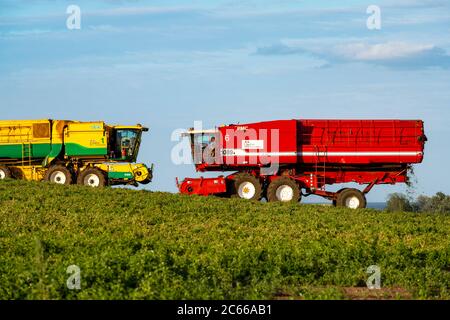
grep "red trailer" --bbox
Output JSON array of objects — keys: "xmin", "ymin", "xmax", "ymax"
[{"xmin": 177, "ymin": 119, "xmax": 427, "ymax": 209}]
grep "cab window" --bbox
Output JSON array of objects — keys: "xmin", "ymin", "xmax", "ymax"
[
  {"xmin": 111, "ymin": 129, "xmax": 139, "ymax": 160},
  {"xmin": 190, "ymin": 134, "xmax": 216, "ymax": 151},
  {"xmin": 190, "ymin": 133, "xmax": 217, "ymax": 163}
]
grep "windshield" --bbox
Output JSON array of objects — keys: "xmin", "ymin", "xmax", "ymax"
[
  {"xmin": 193, "ymin": 134, "xmax": 216, "ymax": 148},
  {"xmin": 189, "ymin": 133, "xmax": 217, "ymax": 164},
  {"xmin": 110, "ymin": 129, "xmax": 140, "ymax": 161}
]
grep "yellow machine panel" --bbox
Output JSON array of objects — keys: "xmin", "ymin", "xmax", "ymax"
[
  {"xmin": 0, "ymin": 119, "xmax": 152, "ymax": 188},
  {"xmin": 0, "ymin": 119, "xmax": 52, "ymax": 144},
  {"xmin": 64, "ymin": 122, "xmax": 108, "ymax": 157}
]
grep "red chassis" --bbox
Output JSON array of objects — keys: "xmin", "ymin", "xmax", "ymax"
[{"xmin": 177, "ymin": 166, "xmax": 408, "ymax": 200}]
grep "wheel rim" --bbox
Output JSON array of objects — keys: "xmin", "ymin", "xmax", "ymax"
[
  {"xmin": 0, "ymin": 169, "xmax": 5, "ymax": 180},
  {"xmin": 50, "ymin": 171, "xmax": 67, "ymax": 184},
  {"xmin": 238, "ymin": 181, "xmax": 256, "ymax": 199},
  {"xmin": 84, "ymin": 174, "xmax": 100, "ymax": 187},
  {"xmin": 276, "ymin": 185, "xmax": 294, "ymax": 201},
  {"xmin": 345, "ymin": 196, "xmax": 360, "ymax": 209}
]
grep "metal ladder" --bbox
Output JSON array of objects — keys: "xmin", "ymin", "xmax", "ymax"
[
  {"xmin": 22, "ymin": 142, "xmax": 32, "ymax": 166},
  {"xmin": 314, "ymin": 145, "xmax": 327, "ymax": 190}
]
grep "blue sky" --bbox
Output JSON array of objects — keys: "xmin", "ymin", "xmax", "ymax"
[{"xmin": 1, "ymin": 0, "xmax": 450, "ymax": 202}]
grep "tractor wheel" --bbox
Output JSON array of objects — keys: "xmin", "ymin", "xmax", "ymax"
[
  {"xmin": 333, "ymin": 188, "xmax": 348, "ymax": 206},
  {"xmin": 77, "ymin": 168, "xmax": 107, "ymax": 188},
  {"xmin": 230, "ymin": 173, "xmax": 262, "ymax": 201},
  {"xmin": 336, "ymin": 188, "xmax": 367, "ymax": 209},
  {"xmin": 44, "ymin": 165, "xmax": 73, "ymax": 185},
  {"xmin": 267, "ymin": 177, "xmax": 301, "ymax": 203},
  {"xmin": 0, "ymin": 166, "xmax": 12, "ymax": 180}
]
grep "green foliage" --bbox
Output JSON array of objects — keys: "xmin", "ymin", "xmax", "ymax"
[
  {"xmin": 414, "ymin": 192, "xmax": 450, "ymax": 213},
  {"xmin": 387, "ymin": 192, "xmax": 450, "ymax": 214},
  {"xmin": 1, "ymin": 180, "xmax": 449, "ymax": 300},
  {"xmin": 386, "ymin": 193, "xmax": 413, "ymax": 212}
]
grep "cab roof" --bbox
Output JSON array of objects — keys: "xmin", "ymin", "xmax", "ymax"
[
  {"xmin": 182, "ymin": 129, "xmax": 218, "ymax": 136},
  {"xmin": 112, "ymin": 125, "xmax": 149, "ymax": 132}
]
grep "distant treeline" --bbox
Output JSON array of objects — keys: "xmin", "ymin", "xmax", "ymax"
[{"xmin": 386, "ymin": 192, "xmax": 450, "ymax": 213}]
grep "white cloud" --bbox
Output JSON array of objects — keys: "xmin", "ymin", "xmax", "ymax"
[
  {"xmin": 256, "ymin": 40, "xmax": 450, "ymax": 69},
  {"xmin": 89, "ymin": 6, "xmax": 194, "ymax": 17},
  {"xmin": 333, "ymin": 42, "xmax": 435, "ymax": 61},
  {"xmin": 383, "ymin": 0, "xmax": 449, "ymax": 8},
  {"xmin": 1, "ymin": 29, "xmax": 52, "ymax": 36},
  {"xmin": 88, "ymin": 25, "xmax": 122, "ymax": 32}
]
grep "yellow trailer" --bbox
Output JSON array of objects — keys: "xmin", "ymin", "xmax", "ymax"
[{"xmin": 0, "ymin": 119, "xmax": 152, "ymax": 187}]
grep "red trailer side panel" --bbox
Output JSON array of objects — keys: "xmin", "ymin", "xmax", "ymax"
[
  {"xmin": 297, "ymin": 119, "xmax": 425, "ymax": 165},
  {"xmin": 216, "ymin": 119, "xmax": 425, "ymax": 167},
  {"xmin": 193, "ymin": 119, "xmax": 425, "ymax": 174},
  {"xmin": 219, "ymin": 120, "xmax": 298, "ymax": 166}
]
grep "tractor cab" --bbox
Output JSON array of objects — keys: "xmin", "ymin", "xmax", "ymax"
[
  {"xmin": 109, "ymin": 125, "xmax": 148, "ymax": 162},
  {"xmin": 183, "ymin": 128, "xmax": 219, "ymax": 165}
]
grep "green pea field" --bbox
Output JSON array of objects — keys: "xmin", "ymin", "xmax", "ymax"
[{"xmin": 0, "ymin": 180, "xmax": 449, "ymax": 300}]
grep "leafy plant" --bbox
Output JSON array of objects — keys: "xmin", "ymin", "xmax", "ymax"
[
  {"xmin": 1, "ymin": 180, "xmax": 449, "ymax": 300},
  {"xmin": 386, "ymin": 193, "xmax": 413, "ymax": 212},
  {"xmin": 387, "ymin": 192, "xmax": 450, "ymax": 214}
]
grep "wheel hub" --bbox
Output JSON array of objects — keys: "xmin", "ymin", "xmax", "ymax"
[
  {"xmin": 345, "ymin": 196, "xmax": 360, "ymax": 209},
  {"xmin": 51, "ymin": 171, "xmax": 67, "ymax": 184},
  {"xmin": 0, "ymin": 170, "xmax": 5, "ymax": 180},
  {"xmin": 85, "ymin": 174, "xmax": 100, "ymax": 187},
  {"xmin": 238, "ymin": 182, "xmax": 256, "ymax": 199},
  {"xmin": 276, "ymin": 185, "xmax": 294, "ymax": 201}
]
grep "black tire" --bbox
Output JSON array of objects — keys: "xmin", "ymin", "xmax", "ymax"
[
  {"xmin": 44, "ymin": 165, "xmax": 73, "ymax": 185},
  {"xmin": 0, "ymin": 166, "xmax": 12, "ymax": 180},
  {"xmin": 229, "ymin": 173, "xmax": 262, "ymax": 201},
  {"xmin": 333, "ymin": 188, "xmax": 348, "ymax": 206},
  {"xmin": 267, "ymin": 177, "xmax": 301, "ymax": 203},
  {"xmin": 77, "ymin": 168, "xmax": 107, "ymax": 188},
  {"xmin": 336, "ymin": 188, "xmax": 367, "ymax": 209}
]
